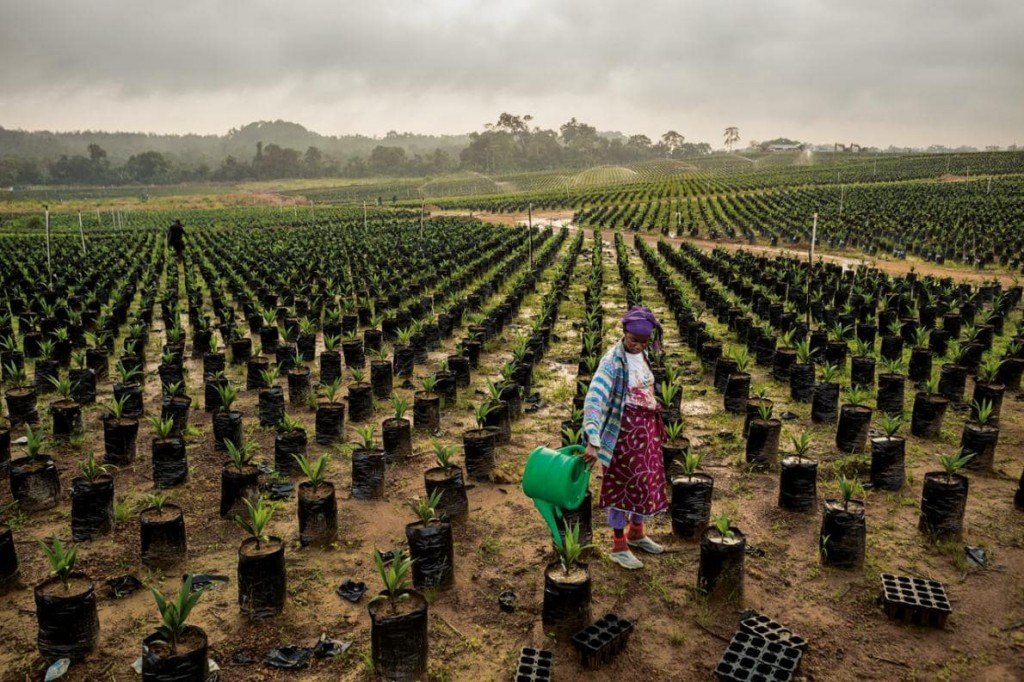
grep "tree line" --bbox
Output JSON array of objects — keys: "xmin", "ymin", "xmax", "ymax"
[{"xmin": 0, "ymin": 114, "xmax": 712, "ymax": 187}]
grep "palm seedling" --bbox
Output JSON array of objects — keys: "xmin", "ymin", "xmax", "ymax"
[
  {"xmin": 664, "ymin": 420, "xmax": 685, "ymax": 443},
  {"xmin": 369, "ymin": 548, "xmax": 414, "ymax": 610},
  {"xmin": 293, "ymin": 452, "xmax": 330, "ymax": 489},
  {"xmin": 79, "ymin": 451, "xmax": 112, "ymax": 482},
  {"xmin": 819, "ymin": 362, "xmax": 841, "ymax": 384},
  {"xmin": 395, "ymin": 327, "xmax": 415, "ymax": 347},
  {"xmin": 795, "ymin": 340, "xmax": 816, "ymax": 365},
  {"xmin": 351, "ymin": 425, "xmax": 378, "ymax": 452},
  {"xmin": 729, "ymin": 347, "xmax": 751, "ymax": 374},
  {"xmin": 149, "ymin": 574, "xmax": 204, "ymax": 654},
  {"xmin": 165, "ymin": 326, "xmax": 184, "ymax": 346},
  {"xmin": 232, "ymin": 496, "xmax": 275, "ymax": 550},
  {"xmin": 214, "ymin": 383, "xmax": 239, "ymax": 412},
  {"xmin": 432, "ymin": 441, "xmax": 459, "ymax": 469},
  {"xmin": 676, "ymin": 447, "xmax": 702, "ymax": 476},
  {"xmin": 657, "ymin": 381, "xmax": 682, "ymax": 409},
  {"xmin": 879, "ymin": 413, "xmax": 903, "ymax": 438},
  {"xmin": 390, "ymin": 395, "xmax": 410, "ymax": 421},
  {"xmin": 484, "ymin": 379, "xmax": 504, "ymax": 408},
  {"xmin": 922, "ymin": 375, "xmax": 940, "ymax": 396},
  {"xmin": 23, "ymin": 424, "xmax": 47, "ymax": 462},
  {"xmin": 144, "ymin": 493, "xmax": 170, "ymax": 513},
  {"xmin": 323, "ymin": 333, "xmax": 341, "ymax": 352},
  {"xmin": 107, "ymin": 394, "xmax": 133, "ymax": 421},
  {"xmin": 937, "ymin": 449, "xmax": 972, "ymax": 483},
  {"xmin": 850, "ymin": 338, "xmax": 873, "ymax": 358},
  {"xmin": 37, "ymin": 339, "xmax": 56, "ymax": 362},
  {"xmin": 370, "ymin": 345, "xmax": 390, "ymax": 363},
  {"xmin": 149, "ymin": 416, "xmax": 178, "ymax": 440},
  {"xmin": 350, "ymin": 367, "xmax": 367, "ymax": 384},
  {"xmin": 561, "ymin": 424, "xmax": 584, "ymax": 446},
  {"xmin": 47, "ymin": 375, "xmax": 76, "ymax": 401},
  {"xmin": 970, "ymin": 399, "xmax": 994, "ymax": 426},
  {"xmin": 836, "ymin": 476, "xmax": 864, "ymax": 511},
  {"xmin": 554, "ymin": 521, "xmax": 592, "ymax": 571},
  {"xmin": 39, "ymin": 535, "xmax": 77, "ymax": 590},
  {"xmin": 114, "ymin": 361, "xmax": 143, "ymax": 386},
  {"xmin": 844, "ymin": 386, "xmax": 868, "ymax": 406},
  {"xmin": 278, "ymin": 414, "xmax": 305, "ymax": 433},
  {"xmin": 4, "ymin": 361, "xmax": 28, "ymax": 389},
  {"xmin": 474, "ymin": 401, "xmax": 497, "ymax": 429},
  {"xmin": 788, "ymin": 431, "xmax": 811, "ymax": 462},
  {"xmin": 407, "ymin": 490, "xmax": 443, "ymax": 525},
  {"xmin": 829, "ymin": 322, "xmax": 852, "ymax": 343},
  {"xmin": 879, "ymin": 356, "xmax": 904, "ymax": 376},
  {"xmin": 224, "ymin": 439, "xmax": 257, "ymax": 471},
  {"xmin": 710, "ymin": 512, "xmax": 735, "ymax": 540},
  {"xmin": 319, "ymin": 377, "xmax": 344, "ymax": 404},
  {"xmin": 913, "ymin": 327, "xmax": 929, "ymax": 350},
  {"xmin": 976, "ymin": 356, "xmax": 1003, "ymax": 384}
]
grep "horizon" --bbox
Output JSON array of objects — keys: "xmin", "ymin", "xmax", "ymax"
[{"xmin": 0, "ymin": 118, "xmax": 1011, "ymax": 153}]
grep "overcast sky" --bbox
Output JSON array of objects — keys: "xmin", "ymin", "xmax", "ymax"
[{"xmin": 1, "ymin": 0, "xmax": 1021, "ymax": 148}]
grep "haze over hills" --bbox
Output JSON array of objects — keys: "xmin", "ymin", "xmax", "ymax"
[{"xmin": 0, "ymin": 120, "xmax": 472, "ymax": 166}]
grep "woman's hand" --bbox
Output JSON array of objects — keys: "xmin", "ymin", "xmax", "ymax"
[{"xmin": 581, "ymin": 443, "xmax": 599, "ymax": 467}]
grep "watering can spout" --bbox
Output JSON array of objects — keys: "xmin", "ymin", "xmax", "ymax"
[{"xmin": 522, "ymin": 444, "xmax": 589, "ymax": 548}]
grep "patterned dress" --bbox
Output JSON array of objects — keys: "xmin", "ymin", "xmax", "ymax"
[{"xmin": 587, "ymin": 344, "xmax": 668, "ymax": 517}]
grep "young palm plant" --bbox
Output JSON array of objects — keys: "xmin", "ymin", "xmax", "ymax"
[
  {"xmin": 369, "ymin": 548, "xmax": 415, "ymax": 611},
  {"xmin": 232, "ymin": 496, "xmax": 276, "ymax": 550},
  {"xmin": 149, "ymin": 574, "xmax": 204, "ymax": 654}
]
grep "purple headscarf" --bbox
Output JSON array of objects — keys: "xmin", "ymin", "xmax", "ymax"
[{"xmin": 621, "ymin": 305, "xmax": 661, "ymax": 338}]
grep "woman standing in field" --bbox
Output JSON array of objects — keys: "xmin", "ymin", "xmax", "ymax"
[{"xmin": 581, "ymin": 305, "xmax": 668, "ymax": 570}]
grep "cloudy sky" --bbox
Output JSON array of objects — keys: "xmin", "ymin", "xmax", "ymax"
[{"xmin": 1, "ymin": 0, "xmax": 1021, "ymax": 148}]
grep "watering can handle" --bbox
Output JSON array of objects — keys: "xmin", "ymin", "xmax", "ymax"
[{"xmin": 560, "ymin": 444, "xmax": 585, "ymax": 455}]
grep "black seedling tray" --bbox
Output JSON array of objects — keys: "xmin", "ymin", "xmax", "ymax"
[
  {"xmin": 739, "ymin": 612, "xmax": 807, "ymax": 649},
  {"xmin": 880, "ymin": 573, "xmax": 951, "ymax": 628},
  {"xmin": 514, "ymin": 647, "xmax": 553, "ymax": 682},
  {"xmin": 570, "ymin": 613, "xmax": 635, "ymax": 668},
  {"xmin": 714, "ymin": 631, "xmax": 802, "ymax": 682}
]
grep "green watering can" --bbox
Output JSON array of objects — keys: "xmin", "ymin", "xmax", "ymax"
[{"xmin": 522, "ymin": 444, "xmax": 590, "ymax": 548}]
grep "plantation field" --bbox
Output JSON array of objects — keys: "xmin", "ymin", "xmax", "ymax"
[{"xmin": 0, "ymin": 157, "xmax": 1023, "ymax": 681}]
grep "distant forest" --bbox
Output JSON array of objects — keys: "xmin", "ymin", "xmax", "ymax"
[{"xmin": 0, "ymin": 115, "xmax": 712, "ymax": 187}]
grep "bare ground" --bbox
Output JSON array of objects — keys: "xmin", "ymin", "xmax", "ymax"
[{"xmin": 0, "ymin": 230, "xmax": 1022, "ymax": 682}]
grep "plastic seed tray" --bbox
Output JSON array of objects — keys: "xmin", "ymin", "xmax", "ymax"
[
  {"xmin": 570, "ymin": 613, "xmax": 635, "ymax": 668},
  {"xmin": 714, "ymin": 631, "xmax": 802, "ymax": 682},
  {"xmin": 739, "ymin": 612, "xmax": 807, "ymax": 649},
  {"xmin": 880, "ymin": 573, "xmax": 952, "ymax": 628},
  {"xmin": 514, "ymin": 647, "xmax": 553, "ymax": 682}
]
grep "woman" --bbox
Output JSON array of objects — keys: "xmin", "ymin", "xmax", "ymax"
[{"xmin": 581, "ymin": 305, "xmax": 668, "ymax": 570}]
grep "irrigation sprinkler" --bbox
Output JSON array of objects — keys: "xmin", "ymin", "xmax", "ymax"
[
  {"xmin": 528, "ymin": 203, "xmax": 534, "ymax": 269},
  {"xmin": 78, "ymin": 211, "xmax": 87, "ymax": 254},
  {"xmin": 806, "ymin": 212, "xmax": 817, "ymax": 329},
  {"xmin": 44, "ymin": 207, "xmax": 53, "ymax": 286}
]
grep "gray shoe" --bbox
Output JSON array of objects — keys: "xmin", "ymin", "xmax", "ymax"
[
  {"xmin": 627, "ymin": 535, "xmax": 664, "ymax": 554},
  {"xmin": 609, "ymin": 549, "xmax": 644, "ymax": 570}
]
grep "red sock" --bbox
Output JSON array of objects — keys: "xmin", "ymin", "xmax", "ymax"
[
  {"xmin": 612, "ymin": 535, "xmax": 628, "ymax": 553},
  {"xmin": 627, "ymin": 521, "xmax": 645, "ymax": 540}
]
